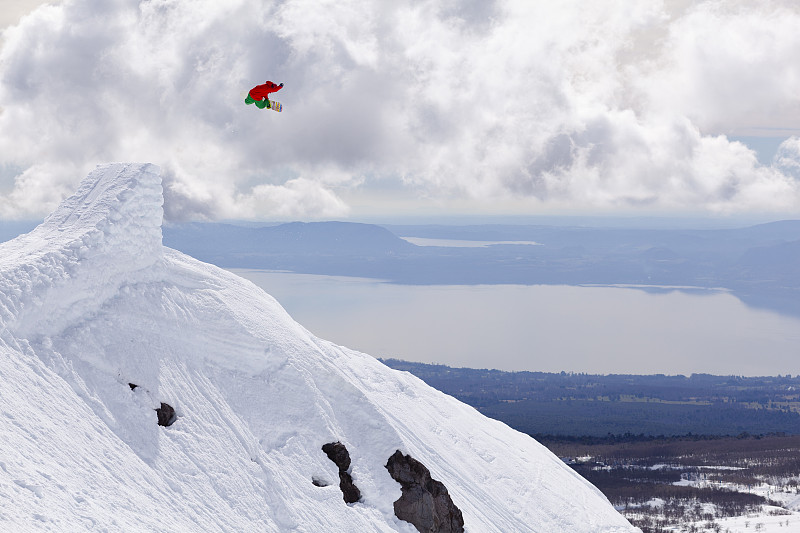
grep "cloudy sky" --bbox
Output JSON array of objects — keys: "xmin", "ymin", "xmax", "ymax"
[{"xmin": 1, "ymin": 0, "xmax": 799, "ymax": 221}]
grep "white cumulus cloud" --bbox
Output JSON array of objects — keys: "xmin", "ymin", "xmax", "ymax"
[{"xmin": 0, "ymin": 0, "xmax": 798, "ymax": 219}]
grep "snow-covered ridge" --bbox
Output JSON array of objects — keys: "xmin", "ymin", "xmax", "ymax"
[
  {"xmin": 0, "ymin": 163, "xmax": 162, "ymax": 337},
  {"xmin": 0, "ymin": 163, "xmax": 637, "ymax": 532}
]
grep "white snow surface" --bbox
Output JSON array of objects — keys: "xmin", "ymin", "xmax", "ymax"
[{"xmin": 0, "ymin": 163, "xmax": 637, "ymax": 532}]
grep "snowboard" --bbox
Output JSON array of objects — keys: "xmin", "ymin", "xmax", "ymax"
[{"xmin": 244, "ymin": 92, "xmax": 283, "ymax": 112}]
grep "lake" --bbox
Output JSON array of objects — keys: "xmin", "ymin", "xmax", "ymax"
[{"xmin": 227, "ymin": 269, "xmax": 800, "ymax": 376}]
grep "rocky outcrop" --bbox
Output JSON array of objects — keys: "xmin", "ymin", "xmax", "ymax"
[
  {"xmin": 155, "ymin": 402, "xmax": 176, "ymax": 427},
  {"xmin": 385, "ymin": 450, "xmax": 464, "ymax": 533},
  {"xmin": 322, "ymin": 442, "xmax": 362, "ymax": 503}
]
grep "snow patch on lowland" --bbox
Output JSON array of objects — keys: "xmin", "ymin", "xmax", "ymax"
[{"xmin": 0, "ymin": 163, "xmax": 638, "ymax": 532}]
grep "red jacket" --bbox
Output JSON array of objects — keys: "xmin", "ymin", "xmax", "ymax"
[{"xmin": 249, "ymin": 81, "xmax": 282, "ymax": 100}]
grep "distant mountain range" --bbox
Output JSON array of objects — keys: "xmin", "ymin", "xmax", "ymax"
[
  {"xmin": 5, "ymin": 217, "xmax": 798, "ymax": 311},
  {"xmin": 162, "ymin": 219, "xmax": 800, "ymax": 316}
]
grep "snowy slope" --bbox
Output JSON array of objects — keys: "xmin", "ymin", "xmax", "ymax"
[{"xmin": 0, "ymin": 163, "xmax": 637, "ymax": 532}]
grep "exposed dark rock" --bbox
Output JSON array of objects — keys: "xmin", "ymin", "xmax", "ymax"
[
  {"xmin": 311, "ymin": 476, "xmax": 330, "ymax": 487},
  {"xmin": 322, "ymin": 442, "xmax": 351, "ymax": 471},
  {"xmin": 128, "ymin": 383, "xmax": 138, "ymax": 390},
  {"xmin": 385, "ymin": 450, "xmax": 464, "ymax": 533},
  {"xmin": 155, "ymin": 402, "xmax": 176, "ymax": 427},
  {"xmin": 322, "ymin": 441, "xmax": 362, "ymax": 503},
  {"xmin": 337, "ymin": 470, "xmax": 361, "ymax": 504}
]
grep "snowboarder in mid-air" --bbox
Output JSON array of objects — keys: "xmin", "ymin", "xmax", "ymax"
[{"xmin": 245, "ymin": 81, "xmax": 283, "ymax": 110}]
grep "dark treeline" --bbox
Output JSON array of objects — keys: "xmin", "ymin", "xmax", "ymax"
[
  {"xmin": 381, "ymin": 359, "xmax": 800, "ymax": 437},
  {"xmin": 382, "ymin": 359, "xmax": 800, "ymax": 403},
  {"xmin": 533, "ymin": 431, "xmax": 785, "ymax": 446},
  {"xmin": 544, "ymin": 434, "xmax": 800, "ymax": 472}
]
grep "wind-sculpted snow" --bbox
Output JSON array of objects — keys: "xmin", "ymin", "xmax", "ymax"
[
  {"xmin": 0, "ymin": 163, "xmax": 163, "ymax": 338},
  {"xmin": 0, "ymin": 164, "xmax": 638, "ymax": 532}
]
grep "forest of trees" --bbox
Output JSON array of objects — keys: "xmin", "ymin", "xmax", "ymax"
[{"xmin": 381, "ymin": 359, "xmax": 800, "ymax": 437}]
